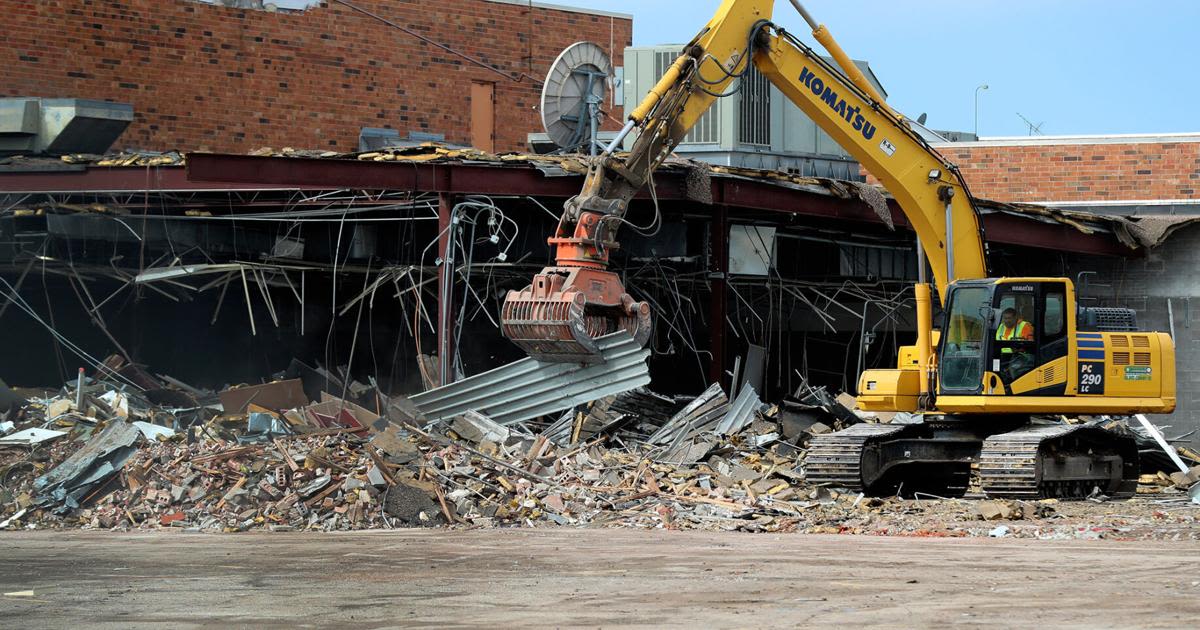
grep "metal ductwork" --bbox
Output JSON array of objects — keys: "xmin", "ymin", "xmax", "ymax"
[{"xmin": 0, "ymin": 98, "xmax": 133, "ymax": 156}]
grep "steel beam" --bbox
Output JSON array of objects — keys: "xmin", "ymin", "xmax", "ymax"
[
  {"xmin": 186, "ymin": 153, "xmax": 583, "ymax": 197},
  {"xmin": 0, "ymin": 153, "xmax": 1134, "ymax": 257},
  {"xmin": 980, "ymin": 212, "xmax": 1128, "ymax": 256},
  {"xmin": 187, "ymin": 154, "xmax": 1132, "ymax": 257},
  {"xmin": 0, "ymin": 165, "xmax": 265, "ymax": 193}
]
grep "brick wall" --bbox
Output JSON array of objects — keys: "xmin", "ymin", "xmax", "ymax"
[
  {"xmin": 1, "ymin": 0, "xmax": 632, "ymax": 153},
  {"xmin": 933, "ymin": 137, "xmax": 1200, "ymax": 204}
]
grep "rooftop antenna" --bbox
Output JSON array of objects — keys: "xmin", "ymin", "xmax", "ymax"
[
  {"xmin": 540, "ymin": 42, "xmax": 612, "ymax": 156},
  {"xmin": 1016, "ymin": 112, "xmax": 1045, "ymax": 136}
]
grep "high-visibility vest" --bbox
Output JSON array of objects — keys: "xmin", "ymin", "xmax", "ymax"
[{"xmin": 996, "ymin": 320, "xmax": 1031, "ymax": 353}]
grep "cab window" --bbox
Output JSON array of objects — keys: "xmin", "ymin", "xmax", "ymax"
[
  {"xmin": 939, "ymin": 286, "xmax": 990, "ymax": 392},
  {"xmin": 1045, "ymin": 292, "xmax": 1064, "ymax": 336},
  {"xmin": 1038, "ymin": 286, "xmax": 1068, "ymax": 368},
  {"xmin": 993, "ymin": 288, "xmax": 1038, "ymax": 384}
]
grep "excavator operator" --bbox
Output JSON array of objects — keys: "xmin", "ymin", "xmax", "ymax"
[{"xmin": 996, "ymin": 308, "xmax": 1035, "ymax": 381}]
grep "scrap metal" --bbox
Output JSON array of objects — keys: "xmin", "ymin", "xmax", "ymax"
[{"xmin": 410, "ymin": 331, "xmax": 651, "ymax": 426}]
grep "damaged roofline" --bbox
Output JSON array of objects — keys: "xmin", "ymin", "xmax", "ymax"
[
  {"xmin": 180, "ymin": 153, "xmax": 1138, "ymax": 258},
  {"xmin": 0, "ymin": 152, "xmax": 1139, "ymax": 257}
]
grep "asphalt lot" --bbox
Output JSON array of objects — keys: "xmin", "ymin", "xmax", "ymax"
[{"xmin": 1, "ymin": 529, "xmax": 1197, "ymax": 628}]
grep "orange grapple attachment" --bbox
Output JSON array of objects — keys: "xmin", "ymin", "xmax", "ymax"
[{"xmin": 501, "ymin": 267, "xmax": 651, "ymax": 364}]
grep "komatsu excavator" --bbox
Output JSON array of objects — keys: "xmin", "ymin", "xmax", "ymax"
[{"xmin": 500, "ymin": 0, "xmax": 1177, "ymax": 499}]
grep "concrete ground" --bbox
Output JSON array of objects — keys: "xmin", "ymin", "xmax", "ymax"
[{"xmin": 0, "ymin": 529, "xmax": 1197, "ymax": 628}]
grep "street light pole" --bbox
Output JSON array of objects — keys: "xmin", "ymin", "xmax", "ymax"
[{"xmin": 974, "ymin": 84, "xmax": 989, "ymax": 138}]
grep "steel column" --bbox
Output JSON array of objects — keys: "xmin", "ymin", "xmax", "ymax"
[
  {"xmin": 709, "ymin": 205, "xmax": 729, "ymax": 387},
  {"xmin": 437, "ymin": 193, "xmax": 455, "ymax": 386}
]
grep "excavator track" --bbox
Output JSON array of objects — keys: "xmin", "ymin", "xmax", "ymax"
[
  {"xmin": 979, "ymin": 424, "xmax": 1139, "ymax": 500},
  {"xmin": 806, "ymin": 420, "xmax": 1139, "ymax": 500},
  {"xmin": 804, "ymin": 424, "xmax": 911, "ymax": 492}
]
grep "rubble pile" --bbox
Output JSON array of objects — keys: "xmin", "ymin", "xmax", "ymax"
[{"xmin": 2, "ymin": 360, "xmax": 1199, "ymax": 538}]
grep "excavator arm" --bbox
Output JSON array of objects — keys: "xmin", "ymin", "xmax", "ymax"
[
  {"xmin": 502, "ymin": 0, "xmax": 989, "ymax": 364},
  {"xmin": 754, "ymin": 24, "xmax": 989, "ymax": 292}
]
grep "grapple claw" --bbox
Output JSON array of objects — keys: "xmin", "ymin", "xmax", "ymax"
[{"xmin": 501, "ymin": 266, "xmax": 650, "ymax": 364}]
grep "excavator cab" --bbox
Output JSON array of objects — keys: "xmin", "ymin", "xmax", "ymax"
[
  {"xmin": 933, "ymin": 278, "xmax": 1175, "ymax": 413},
  {"xmin": 862, "ymin": 277, "xmax": 1174, "ymax": 415},
  {"xmin": 939, "ymin": 279, "xmax": 1069, "ymax": 397}
]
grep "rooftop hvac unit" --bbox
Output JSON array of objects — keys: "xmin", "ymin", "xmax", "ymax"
[{"xmin": 0, "ymin": 98, "xmax": 133, "ymax": 156}]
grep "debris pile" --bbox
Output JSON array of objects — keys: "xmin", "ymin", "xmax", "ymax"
[
  {"xmin": 0, "ymin": 363, "xmax": 841, "ymax": 532},
  {"xmin": 2, "ymin": 359, "xmax": 1199, "ymax": 537}
]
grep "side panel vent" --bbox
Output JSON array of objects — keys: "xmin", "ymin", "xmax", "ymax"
[{"xmin": 737, "ymin": 65, "xmax": 771, "ymax": 146}]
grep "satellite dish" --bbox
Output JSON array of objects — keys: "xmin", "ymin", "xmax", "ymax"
[
  {"xmin": 917, "ymin": 113, "xmax": 928, "ymax": 125},
  {"xmin": 541, "ymin": 42, "xmax": 612, "ymax": 155}
]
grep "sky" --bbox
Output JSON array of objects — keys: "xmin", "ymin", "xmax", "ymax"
[{"xmin": 275, "ymin": 0, "xmax": 1200, "ymax": 137}]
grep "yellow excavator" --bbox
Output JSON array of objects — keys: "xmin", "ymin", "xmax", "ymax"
[{"xmin": 500, "ymin": 0, "xmax": 1176, "ymax": 498}]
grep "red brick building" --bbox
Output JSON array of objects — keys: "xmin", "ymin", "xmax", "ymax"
[
  {"xmin": 1, "ymin": 0, "xmax": 632, "ymax": 153},
  {"xmin": 934, "ymin": 134, "xmax": 1200, "ymax": 211}
]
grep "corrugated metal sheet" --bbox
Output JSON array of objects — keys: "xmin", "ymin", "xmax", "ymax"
[
  {"xmin": 411, "ymin": 333, "xmax": 650, "ymax": 426},
  {"xmin": 647, "ymin": 383, "xmax": 728, "ymax": 445},
  {"xmin": 34, "ymin": 420, "xmax": 142, "ymax": 513},
  {"xmin": 715, "ymin": 386, "xmax": 761, "ymax": 435}
]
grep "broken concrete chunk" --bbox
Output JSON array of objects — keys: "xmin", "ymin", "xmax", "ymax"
[
  {"xmin": 541, "ymin": 494, "xmax": 566, "ymax": 513},
  {"xmin": 977, "ymin": 500, "xmax": 1024, "ymax": 521},
  {"xmin": 366, "ymin": 465, "xmax": 388, "ymax": 488},
  {"xmin": 449, "ymin": 410, "xmax": 509, "ymax": 444},
  {"xmin": 807, "ymin": 422, "xmax": 832, "ymax": 436},
  {"xmin": 298, "ymin": 475, "xmax": 331, "ymax": 498},
  {"xmin": 1169, "ymin": 465, "xmax": 1200, "ymax": 488}
]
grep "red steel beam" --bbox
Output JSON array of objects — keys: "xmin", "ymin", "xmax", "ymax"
[
  {"xmin": 186, "ymin": 153, "xmax": 583, "ymax": 197},
  {"xmin": 1, "ymin": 153, "xmax": 1132, "ymax": 257},
  {"xmin": 977, "ymin": 211, "xmax": 1129, "ymax": 255},
  {"xmin": 0, "ymin": 165, "xmax": 262, "ymax": 193},
  {"xmin": 186, "ymin": 154, "xmax": 1134, "ymax": 256}
]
